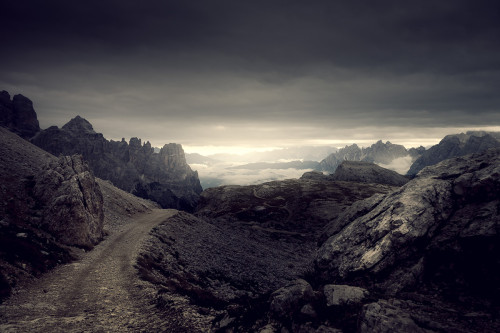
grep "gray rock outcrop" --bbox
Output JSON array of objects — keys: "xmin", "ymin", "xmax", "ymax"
[
  {"xmin": 308, "ymin": 148, "xmax": 500, "ymax": 332},
  {"xmin": 407, "ymin": 131, "xmax": 500, "ymax": 176},
  {"xmin": 33, "ymin": 155, "xmax": 104, "ymax": 247},
  {"xmin": 316, "ymin": 148, "xmax": 500, "ymax": 294},
  {"xmin": 0, "ymin": 127, "xmax": 104, "ymax": 301},
  {"xmin": 0, "ymin": 91, "xmax": 40, "ymax": 138},
  {"xmin": 31, "ymin": 116, "xmax": 202, "ymax": 211},
  {"xmin": 330, "ymin": 161, "xmax": 409, "ymax": 186}
]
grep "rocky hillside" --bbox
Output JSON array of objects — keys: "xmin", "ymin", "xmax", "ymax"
[
  {"xmin": 137, "ymin": 176, "xmax": 398, "ymax": 331},
  {"xmin": 407, "ymin": 131, "xmax": 500, "ymax": 176},
  {"xmin": 272, "ymin": 148, "xmax": 500, "ymax": 332},
  {"xmin": 138, "ymin": 148, "xmax": 500, "ymax": 332},
  {"xmin": 32, "ymin": 116, "xmax": 202, "ymax": 211},
  {"xmin": 0, "ymin": 91, "xmax": 40, "ymax": 139},
  {"xmin": 0, "ymin": 126, "xmax": 104, "ymax": 301},
  {"xmin": 319, "ymin": 140, "xmax": 424, "ymax": 174}
]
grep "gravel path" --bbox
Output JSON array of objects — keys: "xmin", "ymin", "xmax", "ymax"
[{"xmin": 0, "ymin": 209, "xmax": 177, "ymax": 332}]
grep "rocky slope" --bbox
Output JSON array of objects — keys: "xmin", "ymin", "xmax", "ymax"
[
  {"xmin": 0, "ymin": 91, "xmax": 40, "ymax": 139},
  {"xmin": 330, "ymin": 161, "xmax": 409, "ymax": 186},
  {"xmin": 137, "ymin": 177, "xmax": 398, "ymax": 331},
  {"xmin": 319, "ymin": 140, "xmax": 423, "ymax": 174},
  {"xmin": 32, "ymin": 116, "xmax": 202, "ymax": 211},
  {"xmin": 257, "ymin": 148, "xmax": 500, "ymax": 332},
  {"xmin": 407, "ymin": 131, "xmax": 500, "ymax": 176},
  {"xmin": 137, "ymin": 148, "xmax": 500, "ymax": 332},
  {"xmin": 0, "ymin": 126, "xmax": 104, "ymax": 302}
]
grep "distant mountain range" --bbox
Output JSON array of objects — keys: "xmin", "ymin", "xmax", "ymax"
[
  {"xmin": 318, "ymin": 140, "xmax": 425, "ymax": 174},
  {"xmin": 407, "ymin": 131, "xmax": 500, "ymax": 176},
  {"xmin": 32, "ymin": 116, "xmax": 202, "ymax": 211}
]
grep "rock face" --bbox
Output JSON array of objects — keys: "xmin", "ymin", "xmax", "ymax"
[
  {"xmin": 311, "ymin": 148, "xmax": 500, "ymax": 332},
  {"xmin": 330, "ymin": 161, "xmax": 409, "ymax": 186},
  {"xmin": 319, "ymin": 140, "xmax": 422, "ymax": 174},
  {"xmin": 0, "ymin": 127, "xmax": 104, "ymax": 301},
  {"xmin": 0, "ymin": 91, "xmax": 40, "ymax": 138},
  {"xmin": 31, "ymin": 116, "xmax": 202, "ymax": 211},
  {"xmin": 407, "ymin": 131, "xmax": 500, "ymax": 176}
]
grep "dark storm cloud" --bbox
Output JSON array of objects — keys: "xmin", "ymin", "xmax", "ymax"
[{"xmin": 1, "ymin": 0, "xmax": 499, "ymax": 148}]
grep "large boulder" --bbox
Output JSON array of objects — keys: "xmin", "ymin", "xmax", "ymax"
[
  {"xmin": 33, "ymin": 155, "xmax": 104, "ymax": 248},
  {"xmin": 316, "ymin": 148, "xmax": 500, "ymax": 298}
]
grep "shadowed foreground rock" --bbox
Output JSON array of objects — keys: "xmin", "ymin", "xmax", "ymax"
[
  {"xmin": 299, "ymin": 148, "xmax": 500, "ymax": 332},
  {"xmin": 0, "ymin": 127, "xmax": 104, "ymax": 301}
]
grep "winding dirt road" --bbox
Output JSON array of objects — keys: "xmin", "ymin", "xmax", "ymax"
[{"xmin": 0, "ymin": 209, "xmax": 177, "ymax": 332}]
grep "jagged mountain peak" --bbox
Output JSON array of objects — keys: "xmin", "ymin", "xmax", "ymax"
[{"xmin": 62, "ymin": 115, "xmax": 96, "ymax": 134}]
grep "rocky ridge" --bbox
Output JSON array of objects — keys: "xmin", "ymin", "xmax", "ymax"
[
  {"xmin": 0, "ymin": 126, "xmax": 104, "ymax": 301},
  {"xmin": 407, "ymin": 131, "xmax": 500, "ymax": 176},
  {"xmin": 31, "ymin": 115, "xmax": 202, "ymax": 211}
]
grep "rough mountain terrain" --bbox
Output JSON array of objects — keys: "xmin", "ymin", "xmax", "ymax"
[
  {"xmin": 260, "ymin": 148, "xmax": 500, "ymax": 332},
  {"xmin": 136, "ymin": 177, "xmax": 398, "ymax": 331},
  {"xmin": 407, "ymin": 131, "xmax": 500, "ymax": 176},
  {"xmin": 0, "ymin": 126, "xmax": 104, "ymax": 301},
  {"xmin": 31, "ymin": 115, "xmax": 202, "ymax": 211}
]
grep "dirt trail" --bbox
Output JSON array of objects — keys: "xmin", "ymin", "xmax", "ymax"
[{"xmin": 0, "ymin": 209, "xmax": 177, "ymax": 332}]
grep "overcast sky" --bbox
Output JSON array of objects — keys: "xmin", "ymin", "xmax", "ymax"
[{"xmin": 1, "ymin": 0, "xmax": 499, "ymax": 154}]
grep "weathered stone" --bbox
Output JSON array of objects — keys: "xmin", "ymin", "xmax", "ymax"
[
  {"xmin": 34, "ymin": 155, "xmax": 104, "ymax": 248},
  {"xmin": 316, "ymin": 148, "xmax": 500, "ymax": 296},
  {"xmin": 269, "ymin": 279, "xmax": 314, "ymax": 319},
  {"xmin": 323, "ymin": 284, "xmax": 369, "ymax": 307},
  {"xmin": 358, "ymin": 300, "xmax": 430, "ymax": 333}
]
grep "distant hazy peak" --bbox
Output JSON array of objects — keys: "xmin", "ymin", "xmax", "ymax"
[{"xmin": 62, "ymin": 115, "xmax": 96, "ymax": 134}]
